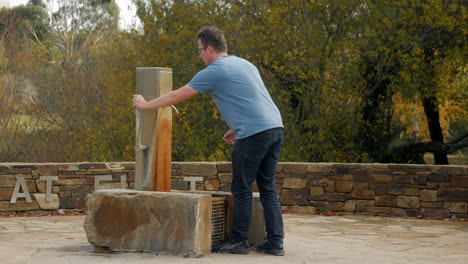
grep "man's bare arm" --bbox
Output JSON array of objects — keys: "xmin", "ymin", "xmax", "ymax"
[{"xmin": 133, "ymin": 85, "xmax": 199, "ymax": 109}]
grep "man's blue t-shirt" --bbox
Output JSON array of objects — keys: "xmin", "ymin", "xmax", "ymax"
[{"xmin": 187, "ymin": 55, "xmax": 283, "ymax": 139}]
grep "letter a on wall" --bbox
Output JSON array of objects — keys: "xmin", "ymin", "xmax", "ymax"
[{"xmin": 10, "ymin": 176, "xmax": 32, "ymax": 203}]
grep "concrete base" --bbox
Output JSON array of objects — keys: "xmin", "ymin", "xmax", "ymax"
[
  {"xmin": 84, "ymin": 189, "xmax": 211, "ymax": 257},
  {"xmin": 84, "ymin": 190, "xmax": 267, "ymax": 257}
]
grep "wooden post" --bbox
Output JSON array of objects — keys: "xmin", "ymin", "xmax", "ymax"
[{"xmin": 135, "ymin": 67, "xmax": 172, "ymax": 191}]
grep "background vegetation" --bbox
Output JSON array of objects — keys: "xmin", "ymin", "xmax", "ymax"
[{"xmin": 0, "ymin": 0, "xmax": 466, "ymax": 164}]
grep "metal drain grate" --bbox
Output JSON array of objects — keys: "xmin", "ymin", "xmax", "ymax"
[{"xmin": 211, "ymin": 197, "xmax": 227, "ymax": 245}]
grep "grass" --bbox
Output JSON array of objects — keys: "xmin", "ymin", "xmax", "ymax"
[{"xmin": 424, "ymin": 152, "xmax": 468, "ymax": 165}]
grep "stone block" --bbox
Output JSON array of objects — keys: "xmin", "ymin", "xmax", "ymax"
[
  {"xmin": 375, "ymin": 195, "xmax": 395, "ymax": 207},
  {"xmin": 125, "ymin": 163, "xmax": 136, "ymax": 170},
  {"xmin": 351, "ymin": 189, "xmax": 375, "ymax": 200},
  {"xmin": 411, "ymin": 175, "xmax": 427, "ymax": 185},
  {"xmin": 397, "ymin": 196, "xmax": 420, "ymax": 209},
  {"xmin": 60, "ymin": 198, "xmax": 78, "ymax": 209},
  {"xmin": 427, "ymin": 173, "xmax": 448, "ymax": 182},
  {"xmin": 11, "ymin": 166, "xmax": 32, "ymax": 174},
  {"xmin": 282, "ymin": 206, "xmax": 316, "ymax": 214},
  {"xmin": 79, "ymin": 163, "xmax": 107, "ymax": 170},
  {"xmin": 309, "ymin": 201, "xmax": 328, "ymax": 210},
  {"xmin": 329, "ymin": 174, "xmax": 353, "ymax": 181},
  {"xmin": 204, "ymin": 179, "xmax": 220, "ymax": 191},
  {"xmin": 58, "ymin": 172, "xmax": 82, "ymax": 179},
  {"xmin": 388, "ymin": 184, "xmax": 407, "ymax": 195},
  {"xmin": 275, "ymin": 173, "xmax": 288, "ymax": 178},
  {"xmin": 390, "ymin": 208, "xmax": 418, "ymax": 218},
  {"xmin": 34, "ymin": 193, "xmax": 59, "ymax": 210},
  {"xmin": 421, "ymin": 202, "xmax": 443, "ymax": 208},
  {"xmin": 327, "ymin": 202, "xmax": 344, "ymax": 211},
  {"xmin": 34, "ymin": 165, "xmax": 58, "ymax": 176},
  {"xmin": 325, "ymin": 193, "xmax": 350, "ymax": 202},
  {"xmin": 367, "ymin": 207, "xmax": 391, "ymax": 214},
  {"xmin": 85, "ymin": 189, "xmax": 212, "ymax": 256},
  {"xmin": 108, "ymin": 163, "xmax": 126, "ymax": 171},
  {"xmin": 335, "ymin": 181, "xmax": 353, "ymax": 192},
  {"xmin": 438, "ymin": 187, "xmax": 468, "ymax": 198},
  {"xmin": 306, "ymin": 164, "xmax": 332, "ymax": 174},
  {"xmin": 282, "ymin": 163, "xmax": 307, "ymax": 174},
  {"xmin": 307, "ymin": 176, "xmax": 327, "ymax": 186},
  {"xmin": 73, "ymin": 185, "xmax": 92, "ymax": 198},
  {"xmin": 355, "ymin": 200, "xmax": 375, "ymax": 211},
  {"xmin": 426, "ymin": 182, "xmax": 439, "ymax": 190},
  {"xmin": 324, "ymin": 180, "xmax": 335, "ymax": 192},
  {"xmin": 393, "ymin": 175, "xmax": 411, "ymax": 183},
  {"xmin": 420, "ymin": 208, "xmax": 449, "ymax": 219},
  {"xmin": 172, "ymin": 169, "xmax": 182, "ymax": 176},
  {"xmin": 0, "ymin": 166, "xmax": 11, "ymax": 175},
  {"xmin": 420, "ymin": 190, "xmax": 437, "ymax": 201},
  {"xmin": 352, "ymin": 169, "xmax": 370, "ymax": 182},
  {"xmin": 0, "ymin": 175, "xmax": 16, "ymax": 187},
  {"xmin": 280, "ymin": 189, "xmax": 309, "ymax": 205},
  {"xmin": 283, "ymin": 178, "xmax": 307, "ymax": 189},
  {"xmin": 0, "ymin": 201, "xmax": 39, "ymax": 211},
  {"xmin": 334, "ymin": 168, "xmax": 350, "ymax": 175},
  {"xmin": 58, "ymin": 164, "xmax": 79, "ymax": 172},
  {"xmin": 372, "ymin": 174, "xmax": 393, "ymax": 183},
  {"xmin": 55, "ymin": 179, "xmax": 86, "ymax": 186},
  {"xmin": 219, "ymin": 183, "xmax": 230, "ymax": 192},
  {"xmin": 218, "ymin": 173, "xmax": 232, "ymax": 183},
  {"xmin": 172, "ymin": 180, "xmax": 189, "ymax": 190},
  {"xmin": 216, "ymin": 163, "xmax": 232, "ymax": 172},
  {"xmin": 437, "ymin": 166, "xmax": 466, "ymax": 176},
  {"xmin": 451, "ymin": 176, "xmax": 468, "ymax": 188},
  {"xmin": 181, "ymin": 163, "xmax": 217, "ymax": 176},
  {"xmin": 98, "ymin": 182, "xmax": 121, "ymax": 190},
  {"xmin": 309, "ymin": 187, "xmax": 324, "ymax": 197},
  {"xmin": 0, "ymin": 188, "xmax": 13, "ymax": 201},
  {"xmin": 404, "ymin": 188, "xmax": 420, "ymax": 196},
  {"xmin": 449, "ymin": 202, "xmax": 467, "ymax": 213},
  {"xmin": 369, "ymin": 184, "xmax": 387, "ymax": 195},
  {"xmin": 344, "ymin": 200, "xmax": 356, "ymax": 212},
  {"xmin": 60, "ymin": 189, "xmax": 72, "ymax": 198}
]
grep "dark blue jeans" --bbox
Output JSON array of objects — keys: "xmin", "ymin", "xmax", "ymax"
[{"xmin": 230, "ymin": 127, "xmax": 284, "ymax": 245}]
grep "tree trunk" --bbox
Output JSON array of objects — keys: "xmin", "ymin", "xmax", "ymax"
[{"xmin": 421, "ymin": 95, "xmax": 449, "ymax": 164}]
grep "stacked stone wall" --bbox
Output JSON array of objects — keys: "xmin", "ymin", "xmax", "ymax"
[{"xmin": 0, "ymin": 162, "xmax": 467, "ymax": 219}]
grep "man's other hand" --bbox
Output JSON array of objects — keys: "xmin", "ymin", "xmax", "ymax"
[{"xmin": 222, "ymin": 130, "xmax": 236, "ymax": 144}]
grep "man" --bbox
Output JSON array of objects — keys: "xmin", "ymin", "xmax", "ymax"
[{"xmin": 132, "ymin": 26, "xmax": 285, "ymax": 256}]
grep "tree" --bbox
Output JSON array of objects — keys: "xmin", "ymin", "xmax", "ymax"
[{"xmin": 356, "ymin": 0, "xmax": 466, "ymax": 164}]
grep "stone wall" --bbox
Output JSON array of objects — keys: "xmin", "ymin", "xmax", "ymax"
[{"xmin": 0, "ymin": 162, "xmax": 467, "ymax": 219}]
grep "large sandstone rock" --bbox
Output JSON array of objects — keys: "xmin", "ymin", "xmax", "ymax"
[
  {"xmin": 84, "ymin": 189, "xmax": 211, "ymax": 257},
  {"xmin": 34, "ymin": 193, "xmax": 59, "ymax": 210}
]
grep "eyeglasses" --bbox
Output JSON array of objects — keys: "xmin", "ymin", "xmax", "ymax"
[{"xmin": 197, "ymin": 46, "xmax": 208, "ymax": 54}]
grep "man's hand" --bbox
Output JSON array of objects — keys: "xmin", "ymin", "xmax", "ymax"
[
  {"xmin": 133, "ymin": 94, "xmax": 148, "ymax": 109},
  {"xmin": 222, "ymin": 130, "xmax": 236, "ymax": 144}
]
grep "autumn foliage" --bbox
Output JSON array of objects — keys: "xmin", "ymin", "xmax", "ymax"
[{"xmin": 0, "ymin": 0, "xmax": 466, "ymax": 164}]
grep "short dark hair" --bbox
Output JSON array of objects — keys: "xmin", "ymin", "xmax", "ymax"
[{"xmin": 196, "ymin": 26, "xmax": 228, "ymax": 53}]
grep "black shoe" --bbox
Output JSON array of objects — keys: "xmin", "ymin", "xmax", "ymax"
[
  {"xmin": 256, "ymin": 242, "xmax": 285, "ymax": 256},
  {"xmin": 212, "ymin": 240, "xmax": 250, "ymax": 254}
]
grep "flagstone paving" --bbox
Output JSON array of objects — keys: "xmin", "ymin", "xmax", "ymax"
[{"xmin": 1, "ymin": 214, "xmax": 467, "ymax": 264}]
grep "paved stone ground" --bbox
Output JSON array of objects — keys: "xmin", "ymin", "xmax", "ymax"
[{"xmin": 1, "ymin": 214, "xmax": 467, "ymax": 264}]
